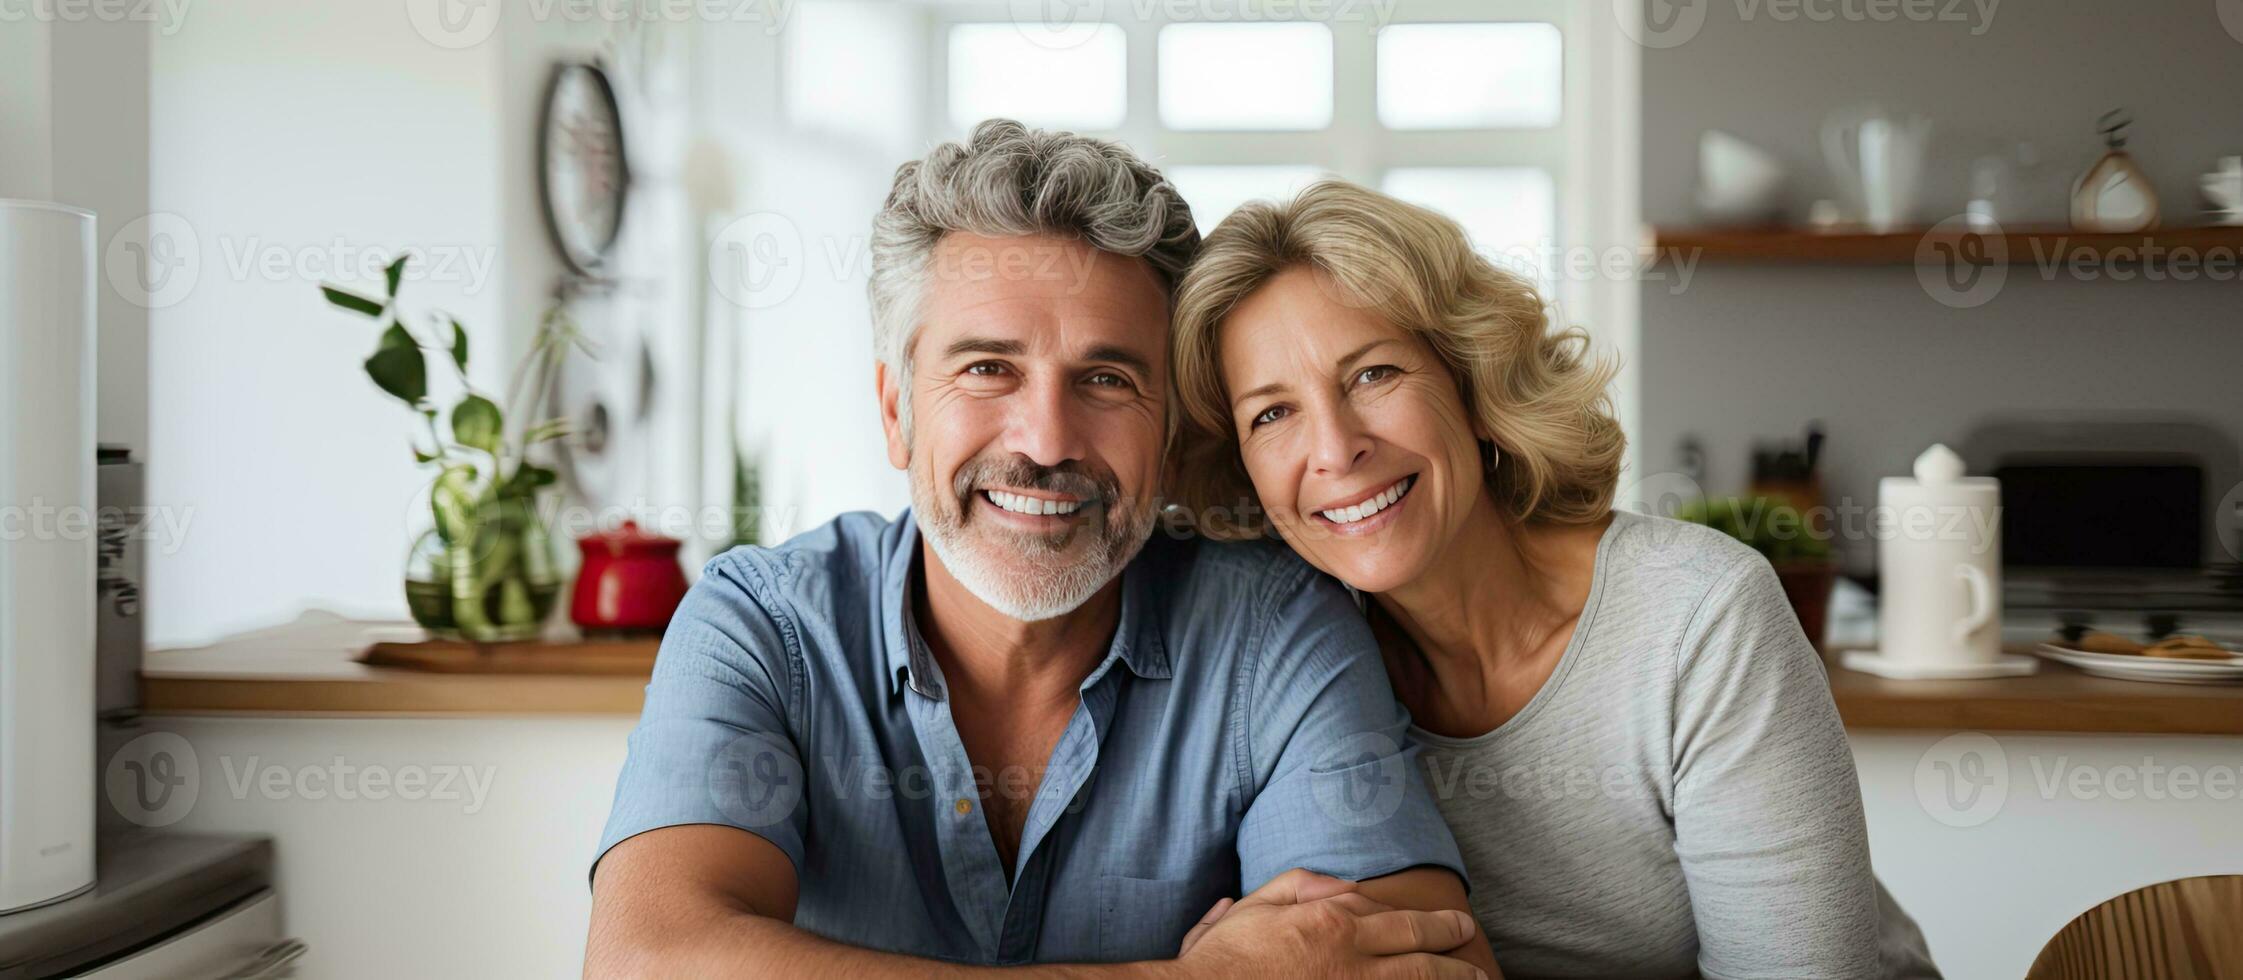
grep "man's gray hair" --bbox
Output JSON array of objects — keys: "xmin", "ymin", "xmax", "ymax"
[{"xmin": 869, "ymin": 119, "xmax": 1200, "ymax": 434}]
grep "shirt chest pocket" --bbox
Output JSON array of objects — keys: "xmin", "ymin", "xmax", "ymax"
[{"xmin": 1096, "ymin": 874, "xmax": 1218, "ymax": 961}]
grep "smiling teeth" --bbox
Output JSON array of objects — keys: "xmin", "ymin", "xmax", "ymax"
[
  {"xmin": 988, "ymin": 490, "xmax": 1085, "ymax": 516},
  {"xmin": 1321, "ymin": 477, "xmax": 1412, "ymax": 525}
]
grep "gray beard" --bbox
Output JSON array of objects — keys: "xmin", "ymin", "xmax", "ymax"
[{"xmin": 909, "ymin": 460, "xmax": 1154, "ymax": 623}]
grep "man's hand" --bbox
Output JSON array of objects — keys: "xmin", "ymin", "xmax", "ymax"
[
  {"xmin": 1170, "ymin": 869, "xmax": 1487, "ymax": 979},
  {"xmin": 1178, "ymin": 869, "xmax": 1355, "ymax": 956}
]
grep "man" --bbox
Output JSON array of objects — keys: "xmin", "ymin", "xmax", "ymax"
[{"xmin": 585, "ymin": 120, "xmax": 1495, "ymax": 979}]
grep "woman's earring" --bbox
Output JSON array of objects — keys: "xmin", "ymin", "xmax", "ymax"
[{"xmin": 1479, "ymin": 439, "xmax": 1501, "ymax": 474}]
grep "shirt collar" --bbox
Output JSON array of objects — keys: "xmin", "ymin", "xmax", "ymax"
[{"xmin": 882, "ymin": 509, "xmax": 1171, "ymax": 700}]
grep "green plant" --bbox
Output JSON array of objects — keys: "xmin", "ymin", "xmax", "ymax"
[
  {"xmin": 731, "ymin": 450, "xmax": 762, "ymax": 549},
  {"xmin": 1677, "ymin": 495, "xmax": 1833, "ymax": 565},
  {"xmin": 321, "ymin": 256, "xmax": 586, "ymax": 638}
]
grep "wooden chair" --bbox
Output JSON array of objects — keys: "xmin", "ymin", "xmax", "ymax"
[{"xmin": 2027, "ymin": 875, "xmax": 2243, "ymax": 980}]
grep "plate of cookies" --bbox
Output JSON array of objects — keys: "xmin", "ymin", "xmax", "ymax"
[{"xmin": 2035, "ymin": 632, "xmax": 2243, "ymax": 684}]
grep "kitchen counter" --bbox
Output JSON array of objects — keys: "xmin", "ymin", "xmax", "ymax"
[
  {"xmin": 142, "ymin": 614, "xmax": 647, "ymax": 717},
  {"xmin": 1824, "ymin": 649, "xmax": 2243, "ymax": 736},
  {"xmin": 145, "ymin": 615, "xmax": 2243, "ymax": 732}
]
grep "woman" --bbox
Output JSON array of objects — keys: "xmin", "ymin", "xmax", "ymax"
[{"xmin": 1168, "ymin": 181, "xmax": 1937, "ymax": 979}]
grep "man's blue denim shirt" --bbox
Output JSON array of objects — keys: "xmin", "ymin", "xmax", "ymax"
[{"xmin": 594, "ymin": 509, "xmax": 1465, "ymax": 965}]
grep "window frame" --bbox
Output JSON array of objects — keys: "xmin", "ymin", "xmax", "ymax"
[{"xmin": 918, "ymin": 0, "xmax": 1642, "ymax": 474}]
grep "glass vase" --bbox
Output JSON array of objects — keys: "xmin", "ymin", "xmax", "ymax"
[{"xmin": 403, "ymin": 490, "xmax": 560, "ymax": 642}]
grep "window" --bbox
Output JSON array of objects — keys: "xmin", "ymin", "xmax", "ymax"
[
  {"xmin": 936, "ymin": 4, "xmax": 1572, "ymax": 241},
  {"xmin": 785, "ymin": 2, "xmax": 919, "ymax": 148},
  {"xmin": 946, "ymin": 23, "xmax": 1127, "ymax": 131},
  {"xmin": 1376, "ymin": 23, "xmax": 1563, "ymax": 129},
  {"xmin": 733, "ymin": 0, "xmax": 1639, "ymax": 549},
  {"xmin": 1157, "ymin": 24, "xmax": 1335, "ymax": 131},
  {"xmin": 931, "ymin": 1, "xmax": 1611, "ymax": 379}
]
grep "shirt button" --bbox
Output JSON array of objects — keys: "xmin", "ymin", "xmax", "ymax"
[{"xmin": 954, "ymin": 798, "xmax": 973, "ymax": 815}]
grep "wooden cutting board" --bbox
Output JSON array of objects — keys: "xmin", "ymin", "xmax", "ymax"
[{"xmin": 359, "ymin": 632, "xmax": 660, "ymax": 675}]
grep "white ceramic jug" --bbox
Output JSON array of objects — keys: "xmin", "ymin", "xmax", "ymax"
[
  {"xmin": 1880, "ymin": 444, "xmax": 2000, "ymax": 667},
  {"xmin": 1845, "ymin": 445, "xmax": 2034, "ymax": 679},
  {"xmin": 1822, "ymin": 106, "xmax": 1931, "ymax": 233}
]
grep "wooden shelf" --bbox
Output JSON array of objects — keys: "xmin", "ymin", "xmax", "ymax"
[{"xmin": 1650, "ymin": 224, "xmax": 2243, "ymax": 265}]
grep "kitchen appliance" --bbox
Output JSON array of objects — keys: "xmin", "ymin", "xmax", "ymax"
[
  {"xmin": 1844, "ymin": 444, "xmax": 2036, "ymax": 679},
  {"xmin": 1960, "ymin": 416, "xmax": 2243, "ymax": 642},
  {"xmin": 0, "ymin": 200, "xmax": 98, "ymax": 914},
  {"xmin": 0, "ymin": 833, "xmax": 295, "ymax": 978},
  {"xmin": 571, "ymin": 520, "xmax": 689, "ymax": 632}
]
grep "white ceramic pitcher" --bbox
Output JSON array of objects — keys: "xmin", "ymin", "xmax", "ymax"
[
  {"xmin": 1822, "ymin": 107, "xmax": 1931, "ymax": 233},
  {"xmin": 1878, "ymin": 444, "xmax": 2002, "ymax": 668}
]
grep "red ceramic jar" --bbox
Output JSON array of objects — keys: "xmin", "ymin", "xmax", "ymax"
[{"xmin": 570, "ymin": 520, "xmax": 689, "ymax": 633}]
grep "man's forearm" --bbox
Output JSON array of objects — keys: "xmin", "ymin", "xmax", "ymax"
[
  {"xmin": 588, "ymin": 904, "xmax": 1180, "ymax": 980},
  {"xmin": 588, "ymin": 828, "xmax": 1179, "ymax": 978}
]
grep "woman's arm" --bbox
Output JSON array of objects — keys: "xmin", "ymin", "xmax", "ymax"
[{"xmin": 1669, "ymin": 556, "xmax": 1881, "ymax": 980}]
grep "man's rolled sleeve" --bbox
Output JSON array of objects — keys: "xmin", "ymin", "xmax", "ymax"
[
  {"xmin": 591, "ymin": 553, "xmax": 810, "ymax": 881},
  {"xmin": 1234, "ymin": 576, "xmax": 1467, "ymax": 894}
]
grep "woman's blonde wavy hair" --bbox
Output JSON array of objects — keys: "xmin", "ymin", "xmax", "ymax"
[{"xmin": 1169, "ymin": 179, "xmax": 1625, "ymax": 540}]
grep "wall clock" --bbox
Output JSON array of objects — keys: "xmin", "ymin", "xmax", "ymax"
[{"xmin": 538, "ymin": 62, "xmax": 630, "ymax": 277}]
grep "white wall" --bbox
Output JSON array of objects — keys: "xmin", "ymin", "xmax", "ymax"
[
  {"xmin": 1854, "ymin": 732, "xmax": 2243, "ymax": 980},
  {"xmin": 1, "ymin": 14, "xmax": 152, "ymax": 453},
  {"xmin": 144, "ymin": 2, "xmax": 608, "ymax": 646},
  {"xmin": 698, "ymin": 10, "xmax": 920, "ymax": 545},
  {"xmin": 0, "ymin": 20, "xmax": 55, "ymax": 201},
  {"xmin": 54, "ymin": 15, "xmax": 154, "ymax": 454}
]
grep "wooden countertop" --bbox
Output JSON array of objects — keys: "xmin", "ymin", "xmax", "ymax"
[
  {"xmin": 1824, "ymin": 649, "xmax": 2243, "ymax": 737},
  {"xmin": 141, "ymin": 614, "xmax": 648, "ymax": 717},
  {"xmin": 144, "ymin": 615, "xmax": 2243, "ymax": 734}
]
